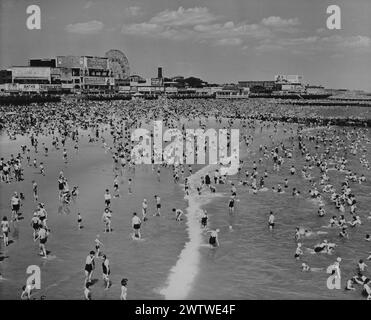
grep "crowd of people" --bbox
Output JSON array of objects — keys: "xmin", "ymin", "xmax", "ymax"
[{"xmin": 0, "ymin": 97, "xmax": 370, "ymax": 300}]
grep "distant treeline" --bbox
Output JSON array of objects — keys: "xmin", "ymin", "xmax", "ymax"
[{"xmin": 0, "ymin": 95, "xmax": 61, "ymax": 106}]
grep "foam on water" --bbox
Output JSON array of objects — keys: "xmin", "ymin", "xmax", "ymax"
[
  {"xmin": 159, "ymin": 164, "xmax": 220, "ymax": 299},
  {"xmin": 159, "ymin": 131, "xmax": 262, "ymax": 299}
]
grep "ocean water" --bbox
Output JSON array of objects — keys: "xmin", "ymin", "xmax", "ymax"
[{"xmin": 1, "ymin": 119, "xmax": 370, "ymax": 300}]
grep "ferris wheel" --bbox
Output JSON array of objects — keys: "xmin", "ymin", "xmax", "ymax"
[{"xmin": 105, "ymin": 49, "xmax": 130, "ymax": 79}]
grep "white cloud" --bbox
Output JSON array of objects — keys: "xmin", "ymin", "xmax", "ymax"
[
  {"xmin": 321, "ymin": 35, "xmax": 371, "ymax": 49},
  {"xmin": 261, "ymin": 16, "xmax": 300, "ymax": 28},
  {"xmin": 194, "ymin": 22, "xmax": 271, "ymax": 40},
  {"xmin": 149, "ymin": 6, "xmax": 218, "ymax": 26},
  {"xmin": 254, "ymin": 34, "xmax": 371, "ymax": 54},
  {"xmin": 121, "ymin": 22, "xmax": 163, "ymax": 36},
  {"xmin": 83, "ymin": 1, "xmax": 94, "ymax": 9},
  {"xmin": 316, "ymin": 28, "xmax": 326, "ymax": 34},
  {"xmin": 214, "ymin": 38, "xmax": 243, "ymax": 46},
  {"xmin": 255, "ymin": 42, "xmax": 284, "ymax": 52},
  {"xmin": 65, "ymin": 20, "xmax": 104, "ymax": 34},
  {"xmin": 125, "ymin": 6, "xmax": 143, "ymax": 17},
  {"xmin": 121, "ymin": 7, "xmax": 303, "ymax": 48}
]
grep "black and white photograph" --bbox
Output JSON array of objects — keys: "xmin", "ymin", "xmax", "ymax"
[{"xmin": 0, "ymin": 0, "xmax": 371, "ymax": 308}]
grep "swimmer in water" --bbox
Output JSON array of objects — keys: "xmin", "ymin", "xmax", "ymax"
[
  {"xmin": 345, "ymin": 279, "xmax": 356, "ymax": 291},
  {"xmin": 207, "ymin": 229, "xmax": 220, "ymax": 248},
  {"xmin": 301, "ymin": 263, "xmax": 310, "ymax": 272},
  {"xmin": 20, "ymin": 281, "xmax": 35, "ymax": 300},
  {"xmin": 339, "ymin": 227, "xmax": 349, "ymax": 239},
  {"xmin": 295, "ymin": 227, "xmax": 301, "ymax": 241},
  {"xmin": 357, "ymin": 259, "xmax": 368, "ymax": 274},
  {"xmin": 294, "ymin": 243, "xmax": 303, "ymax": 260},
  {"xmin": 228, "ymin": 197, "xmax": 235, "ymax": 214},
  {"xmin": 77, "ymin": 212, "xmax": 83, "ymax": 230},
  {"xmin": 301, "ymin": 263, "xmax": 323, "ymax": 272}
]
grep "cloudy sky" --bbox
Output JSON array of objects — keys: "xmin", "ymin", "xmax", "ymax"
[{"xmin": 1, "ymin": 0, "xmax": 371, "ymax": 90}]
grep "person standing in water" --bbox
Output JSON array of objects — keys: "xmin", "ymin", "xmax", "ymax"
[
  {"xmin": 207, "ymin": 229, "xmax": 220, "ymax": 248},
  {"xmin": 120, "ymin": 278, "xmax": 128, "ymax": 300},
  {"xmin": 172, "ymin": 208, "xmax": 184, "ymax": 222},
  {"xmin": 104, "ymin": 189, "xmax": 112, "ymax": 208},
  {"xmin": 32, "ymin": 180, "xmax": 38, "ymax": 202},
  {"xmin": 10, "ymin": 192, "xmax": 21, "ymax": 222},
  {"xmin": 84, "ymin": 282, "xmax": 92, "ymax": 300},
  {"xmin": 228, "ymin": 196, "xmax": 235, "ymax": 214},
  {"xmin": 294, "ymin": 243, "xmax": 303, "ymax": 260},
  {"xmin": 132, "ymin": 212, "xmax": 141, "ymax": 239},
  {"xmin": 142, "ymin": 199, "xmax": 148, "ymax": 221},
  {"xmin": 1, "ymin": 216, "xmax": 10, "ymax": 246},
  {"xmin": 84, "ymin": 251, "xmax": 95, "ymax": 285},
  {"xmin": 200, "ymin": 210, "xmax": 208, "ymax": 229},
  {"xmin": 102, "ymin": 208, "xmax": 112, "ymax": 233},
  {"xmin": 154, "ymin": 195, "xmax": 161, "ymax": 216},
  {"xmin": 101, "ymin": 254, "xmax": 111, "ymax": 290},
  {"xmin": 268, "ymin": 211, "xmax": 275, "ymax": 230},
  {"xmin": 113, "ymin": 175, "xmax": 120, "ymax": 198},
  {"xmin": 94, "ymin": 235, "xmax": 103, "ymax": 257},
  {"xmin": 35, "ymin": 225, "xmax": 48, "ymax": 257}
]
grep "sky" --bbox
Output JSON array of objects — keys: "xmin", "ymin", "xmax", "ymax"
[{"xmin": 1, "ymin": 0, "xmax": 371, "ymax": 91}]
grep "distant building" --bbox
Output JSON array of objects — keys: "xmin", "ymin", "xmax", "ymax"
[
  {"xmin": 128, "ymin": 75, "xmax": 146, "ymax": 83},
  {"xmin": 171, "ymin": 76, "xmax": 184, "ymax": 82},
  {"xmin": 238, "ymin": 81, "xmax": 277, "ymax": 93},
  {"xmin": 11, "ymin": 66, "xmax": 51, "ymax": 84},
  {"xmin": 274, "ymin": 75, "xmax": 303, "ymax": 85},
  {"xmin": 151, "ymin": 78, "xmax": 163, "ymax": 86},
  {"xmin": 0, "ymin": 70, "xmax": 12, "ymax": 84},
  {"xmin": 306, "ymin": 85, "xmax": 325, "ymax": 95},
  {"xmin": 157, "ymin": 67, "xmax": 163, "ymax": 79},
  {"xmin": 29, "ymin": 59, "xmax": 56, "ymax": 68},
  {"xmin": 56, "ymin": 55, "xmax": 113, "ymax": 92}
]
